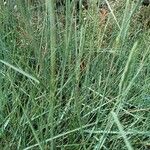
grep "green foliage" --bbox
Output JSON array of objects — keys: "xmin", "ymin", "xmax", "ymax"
[{"xmin": 0, "ymin": 1, "xmax": 150, "ymax": 149}]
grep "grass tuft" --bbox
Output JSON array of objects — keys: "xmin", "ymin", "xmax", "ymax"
[{"xmin": 0, "ymin": 0, "xmax": 150, "ymax": 149}]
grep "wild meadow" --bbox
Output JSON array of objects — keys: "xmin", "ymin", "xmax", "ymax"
[{"xmin": 0, "ymin": 0, "xmax": 150, "ymax": 149}]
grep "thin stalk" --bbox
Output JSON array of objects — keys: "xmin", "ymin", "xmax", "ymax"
[{"xmin": 46, "ymin": 0, "xmax": 56, "ymax": 149}]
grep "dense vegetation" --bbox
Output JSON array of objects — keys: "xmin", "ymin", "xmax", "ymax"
[{"xmin": 0, "ymin": 1, "xmax": 150, "ymax": 149}]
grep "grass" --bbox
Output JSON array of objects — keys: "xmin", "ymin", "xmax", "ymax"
[{"xmin": 0, "ymin": 0, "xmax": 150, "ymax": 149}]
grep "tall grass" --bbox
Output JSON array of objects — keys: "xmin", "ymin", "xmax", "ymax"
[{"xmin": 0, "ymin": 0, "xmax": 150, "ymax": 149}]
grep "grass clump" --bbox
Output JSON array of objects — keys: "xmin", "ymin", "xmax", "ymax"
[{"xmin": 0, "ymin": 0, "xmax": 150, "ymax": 149}]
